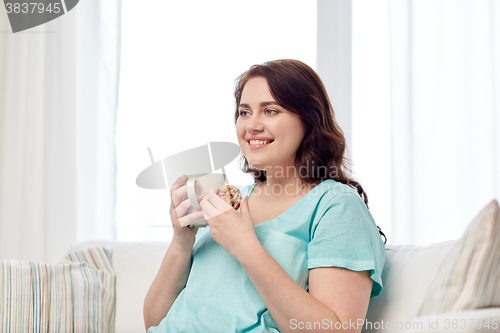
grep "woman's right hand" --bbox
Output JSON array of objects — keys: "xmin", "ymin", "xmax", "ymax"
[{"xmin": 169, "ymin": 175, "xmax": 205, "ymax": 250}]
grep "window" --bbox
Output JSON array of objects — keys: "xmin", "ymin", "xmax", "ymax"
[
  {"xmin": 352, "ymin": 0, "xmax": 391, "ymax": 242},
  {"xmin": 116, "ymin": 1, "xmax": 317, "ymax": 241}
]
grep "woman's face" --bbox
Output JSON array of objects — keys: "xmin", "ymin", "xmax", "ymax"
[{"xmin": 236, "ymin": 76, "xmax": 305, "ymax": 172}]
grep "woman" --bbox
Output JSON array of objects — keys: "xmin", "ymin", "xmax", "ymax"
[{"xmin": 144, "ymin": 59, "xmax": 386, "ymax": 333}]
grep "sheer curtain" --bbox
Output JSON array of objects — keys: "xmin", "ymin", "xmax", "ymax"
[
  {"xmin": 317, "ymin": 0, "xmax": 392, "ymax": 243},
  {"xmin": 317, "ymin": 0, "xmax": 499, "ymax": 246},
  {"xmin": 389, "ymin": 0, "xmax": 500, "ymax": 245},
  {"xmin": 0, "ymin": 0, "xmax": 120, "ymax": 262}
]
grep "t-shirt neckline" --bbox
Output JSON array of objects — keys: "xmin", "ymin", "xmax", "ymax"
[{"xmin": 246, "ymin": 180, "xmax": 326, "ymax": 227}]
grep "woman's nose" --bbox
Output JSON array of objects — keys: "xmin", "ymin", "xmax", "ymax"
[{"xmin": 245, "ymin": 115, "xmax": 264, "ymax": 132}]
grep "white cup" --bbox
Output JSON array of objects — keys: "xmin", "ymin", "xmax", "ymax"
[{"xmin": 186, "ymin": 173, "xmax": 226, "ymax": 227}]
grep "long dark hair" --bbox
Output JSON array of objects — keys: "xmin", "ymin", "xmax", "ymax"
[{"xmin": 233, "ymin": 59, "xmax": 386, "ymax": 244}]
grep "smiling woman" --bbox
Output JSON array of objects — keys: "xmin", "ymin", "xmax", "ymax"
[{"xmin": 144, "ymin": 59, "xmax": 386, "ymax": 333}]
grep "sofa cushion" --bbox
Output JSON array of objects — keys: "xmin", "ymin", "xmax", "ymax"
[
  {"xmin": 419, "ymin": 199, "xmax": 500, "ymax": 316},
  {"xmin": 0, "ymin": 247, "xmax": 115, "ymax": 332},
  {"xmin": 68, "ymin": 240, "xmax": 169, "ymax": 333},
  {"xmin": 364, "ymin": 239, "xmax": 456, "ymax": 332}
]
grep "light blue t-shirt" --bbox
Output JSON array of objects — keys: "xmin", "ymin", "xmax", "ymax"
[{"xmin": 148, "ymin": 179, "xmax": 385, "ymax": 333}]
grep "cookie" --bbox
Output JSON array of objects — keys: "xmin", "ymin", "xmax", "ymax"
[{"xmin": 217, "ymin": 185, "xmax": 242, "ymax": 210}]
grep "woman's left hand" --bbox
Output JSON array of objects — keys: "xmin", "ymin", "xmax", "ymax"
[{"xmin": 199, "ymin": 186, "xmax": 258, "ymax": 259}]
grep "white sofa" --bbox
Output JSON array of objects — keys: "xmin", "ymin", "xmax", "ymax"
[{"xmin": 68, "ymin": 238, "xmax": 500, "ymax": 333}]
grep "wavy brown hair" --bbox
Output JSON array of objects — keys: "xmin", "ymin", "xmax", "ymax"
[{"xmin": 233, "ymin": 59, "xmax": 386, "ymax": 243}]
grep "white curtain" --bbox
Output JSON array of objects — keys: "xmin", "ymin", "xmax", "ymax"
[
  {"xmin": 317, "ymin": 0, "xmax": 393, "ymax": 243},
  {"xmin": 316, "ymin": 0, "xmax": 353, "ymax": 153},
  {"xmin": 389, "ymin": 0, "xmax": 500, "ymax": 245},
  {"xmin": 0, "ymin": 0, "xmax": 120, "ymax": 262}
]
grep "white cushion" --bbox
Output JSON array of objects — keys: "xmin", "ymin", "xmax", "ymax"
[
  {"xmin": 419, "ymin": 200, "xmax": 500, "ymax": 315},
  {"xmin": 68, "ymin": 240, "xmax": 169, "ymax": 333},
  {"xmin": 364, "ymin": 240, "xmax": 457, "ymax": 332}
]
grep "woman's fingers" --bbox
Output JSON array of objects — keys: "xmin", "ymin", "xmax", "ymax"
[
  {"xmin": 209, "ymin": 186, "xmax": 232, "ymax": 208},
  {"xmin": 174, "ymin": 194, "xmax": 203, "ymax": 217},
  {"xmin": 173, "ymin": 194, "xmax": 206, "ymax": 226},
  {"xmin": 170, "ymin": 175, "xmax": 187, "ymax": 197},
  {"xmin": 178, "ymin": 210, "xmax": 205, "ymax": 227},
  {"xmin": 200, "ymin": 186, "xmax": 232, "ymax": 218},
  {"xmin": 171, "ymin": 178, "xmax": 200, "ymax": 208},
  {"xmin": 170, "ymin": 176, "xmax": 188, "ymax": 208}
]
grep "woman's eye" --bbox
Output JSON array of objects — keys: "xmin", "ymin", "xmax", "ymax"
[
  {"xmin": 239, "ymin": 110, "xmax": 249, "ymax": 116},
  {"xmin": 265, "ymin": 109, "xmax": 278, "ymax": 115}
]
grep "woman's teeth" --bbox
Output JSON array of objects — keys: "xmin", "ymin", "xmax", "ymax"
[{"xmin": 249, "ymin": 140, "xmax": 272, "ymax": 145}]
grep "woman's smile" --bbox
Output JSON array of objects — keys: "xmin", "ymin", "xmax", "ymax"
[{"xmin": 247, "ymin": 136, "xmax": 275, "ymax": 149}]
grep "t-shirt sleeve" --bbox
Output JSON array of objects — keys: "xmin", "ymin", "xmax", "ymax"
[{"xmin": 308, "ymin": 192, "xmax": 385, "ymax": 298}]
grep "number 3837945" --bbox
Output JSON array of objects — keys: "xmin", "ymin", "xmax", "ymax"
[{"xmin": 5, "ymin": 2, "xmax": 61, "ymax": 14}]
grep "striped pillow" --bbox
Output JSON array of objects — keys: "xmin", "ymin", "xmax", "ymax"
[
  {"xmin": 0, "ymin": 247, "xmax": 115, "ymax": 333},
  {"xmin": 418, "ymin": 199, "xmax": 500, "ymax": 316}
]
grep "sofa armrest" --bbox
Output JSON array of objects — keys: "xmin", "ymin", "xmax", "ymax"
[{"xmin": 403, "ymin": 308, "xmax": 500, "ymax": 333}]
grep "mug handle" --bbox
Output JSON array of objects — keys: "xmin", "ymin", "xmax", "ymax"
[{"xmin": 186, "ymin": 178, "xmax": 201, "ymax": 210}]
